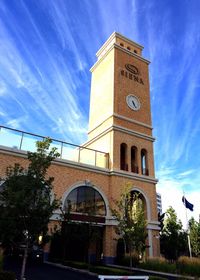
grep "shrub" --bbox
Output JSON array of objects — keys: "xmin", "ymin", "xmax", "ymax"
[
  {"xmin": 116, "ymin": 254, "xmax": 140, "ymax": 267},
  {"xmin": 0, "ymin": 271, "xmax": 16, "ymax": 280},
  {"xmin": 139, "ymin": 257, "xmax": 176, "ymax": 274},
  {"xmin": 62, "ymin": 260, "xmax": 88, "ymax": 269},
  {"xmin": 177, "ymin": 256, "xmax": 200, "ymax": 276}
]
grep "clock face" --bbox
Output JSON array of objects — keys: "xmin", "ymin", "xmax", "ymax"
[{"xmin": 126, "ymin": 95, "xmax": 140, "ymax": 111}]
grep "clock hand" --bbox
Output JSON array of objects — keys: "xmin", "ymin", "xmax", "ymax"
[{"xmin": 132, "ymin": 100, "xmax": 137, "ymax": 108}]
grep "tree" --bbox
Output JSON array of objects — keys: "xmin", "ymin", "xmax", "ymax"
[
  {"xmin": 189, "ymin": 217, "xmax": 200, "ymax": 257},
  {"xmin": 112, "ymin": 184, "xmax": 147, "ymax": 268},
  {"xmin": 0, "ymin": 138, "xmax": 60, "ymax": 280},
  {"xmin": 160, "ymin": 206, "xmax": 187, "ymax": 261}
]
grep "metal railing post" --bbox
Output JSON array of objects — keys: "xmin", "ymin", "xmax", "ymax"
[
  {"xmin": 78, "ymin": 147, "xmax": 80, "ymax": 163},
  {"xmin": 95, "ymin": 151, "xmax": 97, "ymax": 167},
  {"xmin": 60, "ymin": 142, "xmax": 63, "ymax": 159},
  {"xmin": 19, "ymin": 132, "xmax": 24, "ymax": 150}
]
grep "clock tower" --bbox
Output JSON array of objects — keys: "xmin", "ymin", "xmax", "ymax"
[
  {"xmin": 85, "ymin": 32, "xmax": 159, "ymax": 258},
  {"xmin": 87, "ymin": 32, "xmax": 155, "ymax": 176}
]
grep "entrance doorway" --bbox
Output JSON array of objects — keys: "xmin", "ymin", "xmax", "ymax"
[{"xmin": 62, "ymin": 222, "xmax": 104, "ymax": 263}]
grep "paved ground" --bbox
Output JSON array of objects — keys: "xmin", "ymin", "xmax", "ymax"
[
  {"xmin": 5, "ymin": 257, "xmax": 190, "ymax": 280},
  {"xmin": 4, "ymin": 258, "xmax": 98, "ymax": 280}
]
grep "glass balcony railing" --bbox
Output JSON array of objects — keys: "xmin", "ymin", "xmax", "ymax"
[{"xmin": 0, "ymin": 126, "xmax": 109, "ymax": 169}]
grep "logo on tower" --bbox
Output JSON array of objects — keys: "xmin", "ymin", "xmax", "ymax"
[
  {"xmin": 121, "ymin": 64, "xmax": 144, "ymax": 85},
  {"xmin": 125, "ymin": 64, "xmax": 140, "ymax": 75}
]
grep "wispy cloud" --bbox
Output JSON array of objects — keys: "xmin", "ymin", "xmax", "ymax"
[
  {"xmin": 0, "ymin": 80, "xmax": 7, "ymax": 96},
  {"xmin": 0, "ymin": 1, "xmax": 90, "ymax": 144},
  {"xmin": 157, "ymin": 164, "xmax": 200, "ymax": 227}
]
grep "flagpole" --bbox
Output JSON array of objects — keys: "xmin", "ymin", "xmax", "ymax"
[{"xmin": 183, "ymin": 192, "xmax": 192, "ymax": 258}]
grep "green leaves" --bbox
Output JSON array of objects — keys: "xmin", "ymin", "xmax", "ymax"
[
  {"xmin": 160, "ymin": 206, "xmax": 187, "ymax": 260},
  {"xmin": 111, "ymin": 184, "xmax": 147, "ymax": 265},
  {"xmin": 0, "ymin": 138, "xmax": 60, "ymax": 246},
  {"xmin": 189, "ymin": 217, "xmax": 200, "ymax": 257}
]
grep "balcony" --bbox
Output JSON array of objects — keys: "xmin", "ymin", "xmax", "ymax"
[{"xmin": 0, "ymin": 126, "xmax": 109, "ymax": 169}]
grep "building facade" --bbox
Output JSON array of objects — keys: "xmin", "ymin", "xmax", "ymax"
[
  {"xmin": 156, "ymin": 193, "xmax": 162, "ymax": 214},
  {"xmin": 0, "ymin": 32, "xmax": 160, "ymax": 263}
]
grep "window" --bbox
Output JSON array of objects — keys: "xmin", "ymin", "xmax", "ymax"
[
  {"xmin": 134, "ymin": 50, "xmax": 137, "ymax": 54},
  {"xmin": 130, "ymin": 191, "xmax": 146, "ymax": 219},
  {"xmin": 120, "ymin": 143, "xmax": 128, "ymax": 171},
  {"xmin": 65, "ymin": 186, "xmax": 106, "ymax": 216},
  {"xmin": 127, "ymin": 46, "xmax": 131, "ymax": 50},
  {"xmin": 131, "ymin": 146, "xmax": 138, "ymax": 173},
  {"xmin": 141, "ymin": 149, "xmax": 149, "ymax": 175},
  {"xmin": 120, "ymin": 43, "xmax": 124, "ymax": 47}
]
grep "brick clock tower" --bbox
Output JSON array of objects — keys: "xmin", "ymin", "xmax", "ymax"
[{"xmin": 86, "ymin": 32, "xmax": 160, "ymax": 259}]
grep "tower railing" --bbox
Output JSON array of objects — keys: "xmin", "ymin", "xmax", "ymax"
[{"xmin": 0, "ymin": 126, "xmax": 109, "ymax": 169}]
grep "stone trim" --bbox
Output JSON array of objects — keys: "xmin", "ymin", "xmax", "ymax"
[
  {"xmin": 91, "ymin": 43, "xmax": 150, "ymax": 73},
  {"xmin": 113, "ymin": 125, "xmax": 155, "ymax": 142},
  {"xmin": 148, "ymin": 229, "xmax": 153, "ymax": 257},
  {"xmin": 87, "ymin": 113, "xmax": 153, "ymax": 137},
  {"xmin": 61, "ymin": 180, "xmax": 111, "ymax": 218},
  {"xmin": 87, "ymin": 125, "xmax": 155, "ymax": 151},
  {"xmin": 110, "ymin": 169, "xmax": 158, "ymax": 184},
  {"xmin": 0, "ymin": 146, "xmax": 110, "ymax": 175},
  {"xmin": 113, "ymin": 113, "xmax": 153, "ymax": 129},
  {"xmin": 96, "ymin": 32, "xmax": 144, "ymax": 59},
  {"xmin": 0, "ymin": 146, "xmax": 158, "ymax": 184}
]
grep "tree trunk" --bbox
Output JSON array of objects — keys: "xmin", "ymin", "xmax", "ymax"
[
  {"xmin": 129, "ymin": 244, "xmax": 132, "ymax": 270},
  {"xmin": 62, "ymin": 221, "xmax": 67, "ymax": 261},
  {"xmin": 20, "ymin": 242, "xmax": 29, "ymax": 280}
]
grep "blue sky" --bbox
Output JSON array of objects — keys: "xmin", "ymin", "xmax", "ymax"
[{"xmin": 0, "ymin": 0, "xmax": 200, "ymax": 226}]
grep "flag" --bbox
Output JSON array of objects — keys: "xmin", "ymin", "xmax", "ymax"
[{"xmin": 182, "ymin": 196, "xmax": 194, "ymax": 211}]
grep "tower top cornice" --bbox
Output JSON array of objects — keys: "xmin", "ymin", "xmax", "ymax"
[{"xmin": 96, "ymin": 31, "xmax": 144, "ymax": 60}]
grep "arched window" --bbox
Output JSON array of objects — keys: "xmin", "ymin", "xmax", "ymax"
[
  {"xmin": 120, "ymin": 143, "xmax": 128, "ymax": 171},
  {"xmin": 64, "ymin": 186, "xmax": 106, "ymax": 217},
  {"xmin": 130, "ymin": 191, "xmax": 147, "ymax": 219},
  {"xmin": 131, "ymin": 146, "xmax": 138, "ymax": 173},
  {"xmin": 141, "ymin": 149, "xmax": 149, "ymax": 175}
]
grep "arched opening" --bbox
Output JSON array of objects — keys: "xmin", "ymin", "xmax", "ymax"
[
  {"xmin": 130, "ymin": 190, "xmax": 147, "ymax": 219},
  {"xmin": 64, "ymin": 186, "xmax": 106, "ymax": 219},
  {"xmin": 131, "ymin": 146, "xmax": 138, "ymax": 173},
  {"xmin": 120, "ymin": 143, "xmax": 128, "ymax": 171},
  {"xmin": 118, "ymin": 190, "xmax": 147, "ymax": 258},
  {"xmin": 141, "ymin": 149, "xmax": 149, "ymax": 176},
  {"xmin": 54, "ymin": 186, "xmax": 106, "ymax": 263}
]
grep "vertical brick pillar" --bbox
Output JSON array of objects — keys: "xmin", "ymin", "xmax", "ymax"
[
  {"xmin": 102, "ymin": 225, "xmax": 117, "ymax": 264},
  {"xmin": 43, "ymin": 242, "xmax": 50, "ymax": 261}
]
